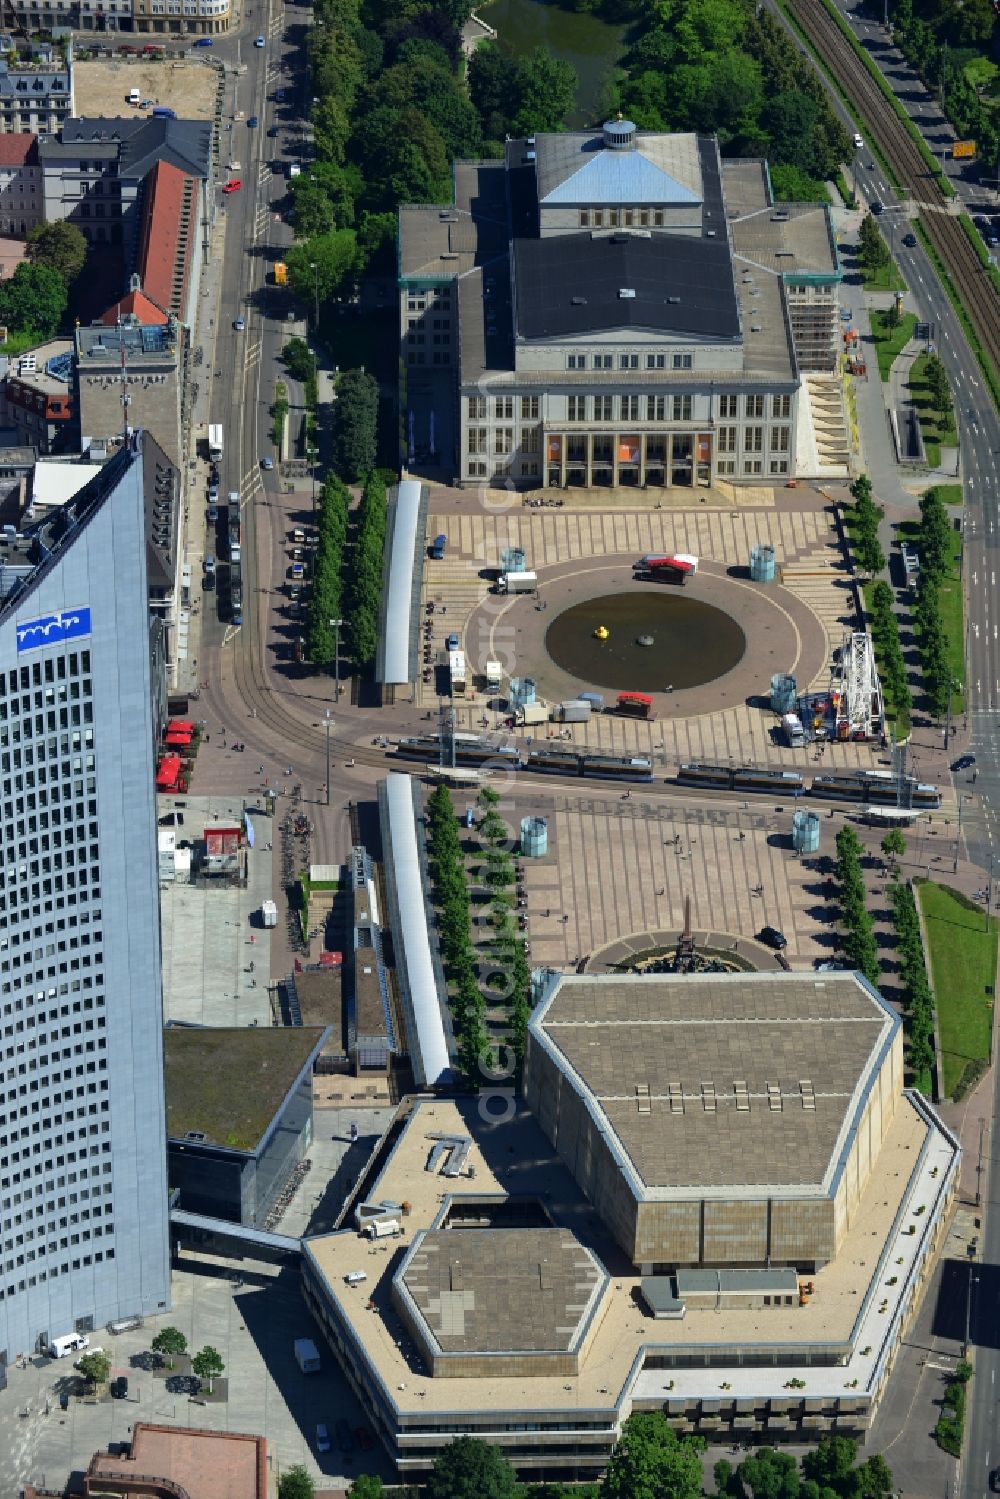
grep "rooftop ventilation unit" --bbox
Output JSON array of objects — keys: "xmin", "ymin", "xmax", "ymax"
[
  {"xmin": 635, "ymin": 1082, "xmax": 651, "ymax": 1115},
  {"xmin": 701, "ymin": 1082, "xmax": 717, "ymax": 1113},
  {"xmin": 619, "ymin": 288, "xmax": 636, "ymax": 299},
  {"xmin": 571, "ymin": 296, "xmax": 587, "ymax": 305},
  {"xmin": 750, "ymin": 324, "xmax": 763, "ymax": 333},
  {"xmin": 667, "ymin": 295, "xmax": 681, "ymax": 304}
]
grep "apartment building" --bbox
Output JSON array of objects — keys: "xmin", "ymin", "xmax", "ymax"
[
  {"xmin": 0, "ymin": 46, "xmax": 73, "ymax": 136},
  {"xmin": 0, "ymin": 133, "xmax": 42, "ymax": 233},
  {"xmin": 399, "ymin": 122, "xmax": 842, "ymax": 490},
  {"xmin": 0, "ymin": 432, "xmax": 171, "ymax": 1363}
]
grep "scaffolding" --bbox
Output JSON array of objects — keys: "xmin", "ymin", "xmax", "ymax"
[{"xmin": 832, "ymin": 630, "xmax": 885, "ymax": 742}]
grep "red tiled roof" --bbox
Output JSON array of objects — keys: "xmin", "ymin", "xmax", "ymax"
[
  {"xmin": 84, "ymin": 1424, "xmax": 267, "ymax": 1499},
  {"xmin": 0, "ymin": 133, "xmax": 37, "ymax": 167},
  {"xmin": 135, "ymin": 158, "xmax": 196, "ymax": 318},
  {"xmin": 98, "ymin": 288, "xmax": 169, "ymax": 325}
]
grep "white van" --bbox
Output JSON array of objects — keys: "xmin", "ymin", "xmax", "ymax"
[
  {"xmin": 128, "ymin": 88, "xmax": 141, "ymax": 106},
  {"xmin": 344, "ymin": 1271, "xmax": 367, "ymax": 1286},
  {"xmin": 48, "ymin": 1333, "xmax": 90, "ymax": 1358}
]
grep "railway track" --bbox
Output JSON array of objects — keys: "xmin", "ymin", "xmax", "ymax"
[{"xmin": 787, "ymin": 0, "xmax": 1000, "ymax": 379}]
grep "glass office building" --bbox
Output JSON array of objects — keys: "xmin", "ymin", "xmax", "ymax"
[{"xmin": 0, "ymin": 433, "xmax": 170, "ymax": 1367}]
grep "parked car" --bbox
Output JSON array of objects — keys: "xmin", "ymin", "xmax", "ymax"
[
  {"xmin": 261, "ymin": 455, "xmax": 274, "ymax": 470},
  {"xmin": 445, "ymin": 633, "xmax": 460, "ymax": 651},
  {"xmin": 204, "ymin": 555, "xmax": 216, "ymax": 577},
  {"xmin": 275, "ymin": 87, "xmax": 285, "ymax": 101},
  {"xmin": 315, "ymin": 1423, "xmax": 331, "ymax": 1454},
  {"xmin": 951, "ymin": 754, "xmax": 976, "ymax": 772},
  {"xmin": 208, "ymin": 485, "xmax": 219, "ymax": 504},
  {"xmin": 111, "ymin": 1376, "xmax": 129, "ymax": 1400},
  {"xmin": 757, "ymin": 926, "xmax": 788, "ymax": 951},
  {"xmin": 267, "ymin": 125, "xmax": 280, "ymax": 137},
  {"xmin": 222, "ymin": 179, "xmax": 242, "ymax": 194},
  {"xmin": 234, "ymin": 317, "xmax": 246, "ymax": 331},
  {"xmin": 207, "ymin": 505, "xmax": 218, "ymax": 523},
  {"xmin": 989, "ymin": 1468, "xmax": 1000, "ymax": 1493},
  {"xmin": 192, "ymin": 35, "xmax": 213, "ymax": 45}
]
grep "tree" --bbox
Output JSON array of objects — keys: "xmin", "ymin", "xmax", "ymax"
[
  {"xmin": 802, "ymin": 1436, "xmax": 859, "ymax": 1493},
  {"xmin": 348, "ymin": 1479, "xmax": 383, "ymax": 1499},
  {"xmin": 26, "ymin": 220, "xmax": 87, "ymax": 283},
  {"xmin": 881, "ymin": 828, "xmax": 906, "ymax": 868},
  {"xmin": 858, "ymin": 213, "xmax": 890, "ymax": 276},
  {"xmin": 739, "ymin": 1447, "xmax": 800, "ymax": 1499},
  {"xmin": 76, "ymin": 1350, "xmax": 111, "ymax": 1385},
  {"xmin": 279, "ymin": 1467, "xmax": 316, "ymax": 1499},
  {"xmin": 151, "ymin": 1326, "xmax": 188, "ymax": 1369},
  {"xmin": 601, "ymin": 1412, "xmax": 705, "ymax": 1499},
  {"xmin": 426, "ymin": 1436, "xmax": 517, "ymax": 1499},
  {"xmin": 333, "ymin": 368, "xmax": 379, "ymax": 480},
  {"xmin": 191, "ymin": 1344, "xmax": 225, "ymax": 1393},
  {"xmin": 283, "ymin": 337, "xmax": 318, "ymax": 385},
  {"xmin": 512, "ymin": 47, "xmax": 578, "ymax": 135},
  {"xmin": 286, "ymin": 230, "xmax": 359, "ymax": 312},
  {"xmin": 923, "ymin": 352, "xmax": 952, "ymax": 423},
  {"xmin": 0, "ymin": 261, "xmax": 68, "ymax": 339},
  {"xmin": 856, "ymin": 1454, "xmax": 894, "ymax": 1499}
]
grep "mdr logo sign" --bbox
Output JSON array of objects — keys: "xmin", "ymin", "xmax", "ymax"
[{"xmin": 16, "ymin": 607, "xmax": 92, "ymax": 654}]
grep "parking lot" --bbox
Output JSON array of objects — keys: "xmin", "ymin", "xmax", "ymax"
[{"xmin": 1, "ymin": 1108, "xmax": 393, "ymax": 1496}]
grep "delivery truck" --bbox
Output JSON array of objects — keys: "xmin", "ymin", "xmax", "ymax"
[
  {"xmin": 449, "ymin": 650, "xmax": 467, "ymax": 696},
  {"xmin": 516, "ymin": 702, "xmax": 548, "ymax": 726},
  {"xmin": 553, "ymin": 700, "xmax": 592, "ymax": 723},
  {"xmin": 782, "ymin": 712, "xmax": 806, "ymax": 748},
  {"xmin": 293, "ymin": 1338, "xmax": 321, "ymax": 1373},
  {"xmin": 208, "ymin": 424, "xmax": 224, "ymax": 462},
  {"xmin": 261, "ymin": 899, "xmax": 278, "ymax": 928},
  {"xmin": 497, "ymin": 570, "xmax": 537, "ymax": 594},
  {"xmin": 485, "ymin": 660, "xmax": 503, "ymax": 694}
]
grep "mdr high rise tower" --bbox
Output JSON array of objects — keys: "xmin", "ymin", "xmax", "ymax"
[{"xmin": 0, "ymin": 434, "xmax": 170, "ymax": 1368}]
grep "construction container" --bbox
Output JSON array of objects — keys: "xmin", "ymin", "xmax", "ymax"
[
  {"xmin": 792, "ymin": 810, "xmax": 821, "ymax": 854},
  {"xmin": 770, "ymin": 673, "xmax": 797, "ymax": 714},
  {"xmin": 520, "ymin": 816, "xmax": 548, "ymax": 858},
  {"xmin": 509, "ymin": 676, "xmax": 536, "ymax": 708},
  {"xmin": 750, "ymin": 544, "xmax": 777, "ymax": 583}
]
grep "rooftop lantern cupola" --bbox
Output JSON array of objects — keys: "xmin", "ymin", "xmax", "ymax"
[{"xmin": 602, "ymin": 118, "xmax": 636, "ymax": 151}]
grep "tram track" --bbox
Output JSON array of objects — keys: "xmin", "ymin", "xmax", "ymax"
[{"xmin": 786, "ymin": 0, "xmax": 1000, "ymax": 380}]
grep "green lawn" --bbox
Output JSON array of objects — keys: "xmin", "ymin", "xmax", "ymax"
[
  {"xmin": 861, "ymin": 256, "xmax": 906, "ymax": 293},
  {"xmin": 898, "ymin": 512, "xmax": 966, "ymax": 715},
  {"xmin": 907, "ymin": 352, "xmax": 958, "ymax": 468},
  {"xmin": 935, "ymin": 483, "xmax": 963, "ymax": 506},
  {"xmin": 869, "ymin": 310, "xmax": 917, "ymax": 381},
  {"xmin": 916, "ymin": 882, "xmax": 998, "ymax": 1098}
]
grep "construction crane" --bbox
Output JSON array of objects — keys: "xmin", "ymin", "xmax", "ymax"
[{"xmin": 831, "ymin": 630, "xmax": 885, "ymax": 742}]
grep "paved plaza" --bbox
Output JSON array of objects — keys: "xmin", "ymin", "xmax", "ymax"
[{"xmin": 1, "ymin": 1109, "xmax": 394, "ymax": 1498}]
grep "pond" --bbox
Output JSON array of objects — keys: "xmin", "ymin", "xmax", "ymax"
[
  {"xmin": 544, "ymin": 591, "xmax": 747, "ymax": 691},
  {"xmin": 478, "ymin": 0, "xmax": 628, "ymax": 127}
]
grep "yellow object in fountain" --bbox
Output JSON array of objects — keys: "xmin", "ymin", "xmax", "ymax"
[{"xmin": 594, "ymin": 625, "xmax": 609, "ymax": 640}]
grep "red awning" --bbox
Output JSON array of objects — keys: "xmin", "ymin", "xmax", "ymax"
[
  {"xmin": 168, "ymin": 719, "xmax": 195, "ymax": 733},
  {"xmin": 164, "ymin": 731, "xmax": 193, "ymax": 746},
  {"xmin": 156, "ymin": 754, "xmax": 181, "ymax": 789}
]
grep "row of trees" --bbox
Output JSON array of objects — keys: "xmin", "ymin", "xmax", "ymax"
[
  {"xmin": 345, "ymin": 469, "xmax": 387, "ymax": 668},
  {"xmin": 295, "ymin": 1426, "xmax": 895, "ymax": 1499},
  {"xmin": 935, "ymin": 1356, "xmax": 973, "ymax": 1456},
  {"xmin": 848, "ymin": 475, "xmax": 885, "ymax": 577},
  {"xmin": 886, "ymin": 873, "xmax": 937, "ymax": 1087},
  {"xmin": 889, "ymin": 0, "xmax": 999, "ymax": 170},
  {"xmin": 426, "ymin": 783, "xmax": 491, "ymax": 1077},
  {"xmin": 333, "ymin": 367, "xmax": 379, "ymax": 481},
  {"xmin": 468, "ymin": 45, "xmax": 579, "ymax": 149},
  {"xmin": 474, "ymin": 785, "xmax": 533, "ymax": 1069},
  {"xmin": 869, "ymin": 579, "xmax": 912, "ymax": 728},
  {"xmin": 76, "ymin": 1330, "xmax": 225, "ymax": 1394},
  {"xmin": 834, "ymin": 825, "xmax": 880, "ymax": 986},
  {"xmin": 912, "ymin": 487, "xmax": 957, "ymax": 719},
  {"xmin": 613, "ymin": 0, "xmax": 852, "ymax": 200},
  {"xmin": 305, "ymin": 473, "xmax": 350, "ymax": 667}
]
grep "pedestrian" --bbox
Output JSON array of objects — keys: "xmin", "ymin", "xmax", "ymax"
[
  {"xmin": 286, "ymin": 765, "xmax": 293, "ymax": 776},
  {"xmin": 258, "ymin": 764, "xmax": 264, "ymax": 774}
]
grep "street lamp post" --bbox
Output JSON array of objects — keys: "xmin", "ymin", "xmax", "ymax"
[
  {"xmin": 324, "ymin": 708, "xmax": 332, "ymax": 806},
  {"xmin": 310, "ymin": 261, "xmax": 320, "ymax": 333},
  {"xmin": 330, "ymin": 617, "xmax": 343, "ymax": 701}
]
